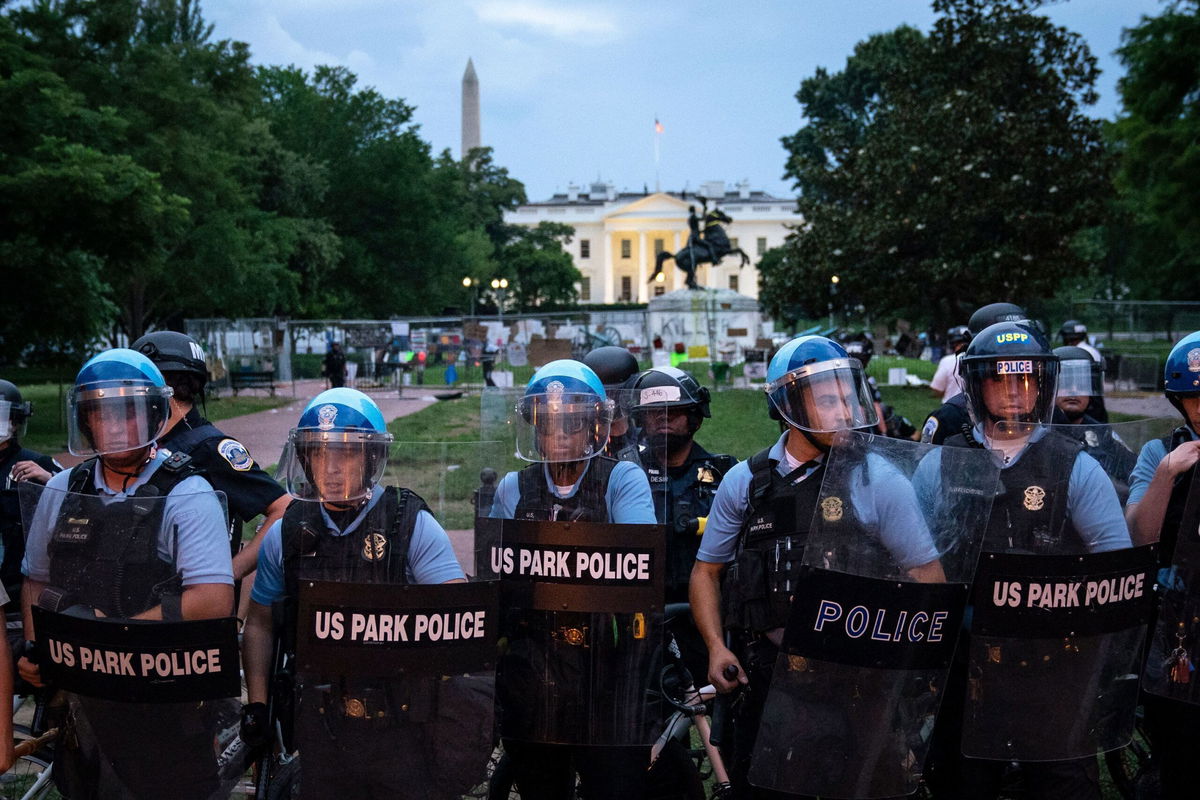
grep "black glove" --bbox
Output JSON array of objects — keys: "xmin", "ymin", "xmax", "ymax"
[{"xmin": 240, "ymin": 702, "xmax": 271, "ymax": 749}]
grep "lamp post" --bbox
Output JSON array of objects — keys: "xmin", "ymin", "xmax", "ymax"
[
  {"xmin": 462, "ymin": 276, "xmax": 478, "ymax": 317},
  {"xmin": 829, "ymin": 274, "xmax": 840, "ymax": 328},
  {"xmin": 490, "ymin": 278, "xmax": 509, "ymax": 326}
]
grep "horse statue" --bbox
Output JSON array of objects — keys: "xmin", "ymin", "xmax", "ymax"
[{"xmin": 648, "ymin": 200, "xmax": 751, "ymax": 290}]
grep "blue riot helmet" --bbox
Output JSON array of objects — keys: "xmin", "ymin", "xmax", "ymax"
[
  {"xmin": 0, "ymin": 379, "xmax": 32, "ymax": 445},
  {"xmin": 278, "ymin": 388, "xmax": 393, "ymax": 503},
  {"xmin": 765, "ymin": 336, "xmax": 878, "ymax": 435},
  {"xmin": 68, "ymin": 349, "xmax": 173, "ymax": 457},
  {"xmin": 1163, "ymin": 331, "xmax": 1200, "ymax": 423},
  {"xmin": 515, "ymin": 359, "xmax": 613, "ymax": 463},
  {"xmin": 959, "ymin": 321, "xmax": 1059, "ymax": 434}
]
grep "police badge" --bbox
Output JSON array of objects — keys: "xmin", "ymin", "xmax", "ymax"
[
  {"xmin": 821, "ymin": 496, "xmax": 844, "ymax": 522},
  {"xmin": 1084, "ymin": 429, "xmax": 1099, "ymax": 448},
  {"xmin": 316, "ymin": 404, "xmax": 338, "ymax": 431},
  {"xmin": 362, "ymin": 532, "xmax": 387, "ymax": 562},
  {"xmin": 1023, "ymin": 485, "xmax": 1046, "ymax": 511}
]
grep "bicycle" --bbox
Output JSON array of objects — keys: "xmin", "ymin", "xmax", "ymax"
[{"xmin": 4, "ymin": 693, "xmax": 58, "ymax": 800}]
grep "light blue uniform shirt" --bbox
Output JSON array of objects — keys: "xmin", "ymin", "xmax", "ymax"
[
  {"xmin": 23, "ymin": 452, "xmax": 233, "ymax": 587},
  {"xmin": 913, "ymin": 425, "xmax": 1131, "ymax": 553},
  {"xmin": 251, "ymin": 485, "xmax": 465, "ymax": 606},
  {"xmin": 697, "ymin": 432, "xmax": 940, "ymax": 569},
  {"xmin": 1127, "ymin": 426, "xmax": 1194, "ymax": 508},
  {"xmin": 489, "ymin": 458, "xmax": 657, "ymax": 524}
]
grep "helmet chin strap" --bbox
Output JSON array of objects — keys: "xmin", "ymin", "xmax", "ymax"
[{"xmin": 99, "ymin": 447, "xmax": 156, "ymax": 492}]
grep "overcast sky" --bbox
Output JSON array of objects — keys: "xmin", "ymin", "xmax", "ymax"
[{"xmin": 203, "ymin": 0, "xmax": 1166, "ymax": 201}]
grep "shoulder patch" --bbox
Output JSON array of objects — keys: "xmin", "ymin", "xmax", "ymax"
[
  {"xmin": 217, "ymin": 438, "xmax": 254, "ymax": 471},
  {"xmin": 920, "ymin": 416, "xmax": 939, "ymax": 443}
]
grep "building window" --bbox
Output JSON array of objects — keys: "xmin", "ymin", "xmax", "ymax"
[
  {"xmin": 621, "ymin": 239, "xmax": 632, "ymax": 259},
  {"xmin": 729, "ymin": 275, "xmax": 739, "ymax": 292},
  {"xmin": 653, "ymin": 238, "xmax": 664, "ymax": 254},
  {"xmin": 620, "ymin": 276, "xmax": 632, "ymax": 301},
  {"xmin": 581, "ymin": 277, "xmax": 591, "ymax": 301},
  {"xmin": 756, "ymin": 237, "xmax": 768, "ymax": 256},
  {"xmin": 730, "ymin": 237, "xmax": 739, "ymax": 249},
  {"xmin": 654, "ymin": 285, "xmax": 666, "ymax": 297},
  {"xmin": 580, "ymin": 239, "xmax": 590, "ymax": 259}
]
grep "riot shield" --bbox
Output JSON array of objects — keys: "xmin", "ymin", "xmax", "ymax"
[
  {"xmin": 748, "ymin": 432, "xmax": 998, "ymax": 798},
  {"xmin": 481, "ymin": 518, "xmax": 665, "ymax": 746},
  {"xmin": 960, "ymin": 425, "xmax": 1158, "ymax": 762},
  {"xmin": 19, "ymin": 481, "xmax": 241, "ymax": 800},
  {"xmin": 1143, "ymin": 465, "xmax": 1200, "ymax": 704},
  {"xmin": 1055, "ymin": 418, "xmax": 1176, "ymax": 507}
]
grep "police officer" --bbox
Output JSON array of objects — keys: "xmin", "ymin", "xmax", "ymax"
[
  {"xmin": 842, "ymin": 334, "xmax": 918, "ymax": 440},
  {"xmin": 0, "ymin": 380, "xmax": 62, "ymax": 607},
  {"xmin": 19, "ymin": 348, "xmax": 234, "ymax": 798},
  {"xmin": 690, "ymin": 336, "xmax": 945, "ymax": 798},
  {"xmin": 242, "ymin": 388, "xmax": 465, "ymax": 799},
  {"xmin": 627, "ymin": 366, "xmax": 736, "ymax": 603},
  {"xmin": 928, "ymin": 325, "xmax": 970, "ymax": 402},
  {"xmin": 1053, "ymin": 345, "xmax": 1134, "ymax": 501},
  {"xmin": 924, "ymin": 321, "xmax": 1130, "ymax": 800},
  {"xmin": 132, "ymin": 331, "xmax": 289, "ymax": 582},
  {"xmin": 323, "ymin": 341, "xmax": 347, "ymax": 388},
  {"xmin": 582, "ymin": 346, "xmax": 642, "ymax": 462},
  {"xmin": 921, "ymin": 302, "xmax": 1028, "ymax": 445},
  {"xmin": 1059, "ymin": 320, "xmax": 1102, "ymax": 362},
  {"xmin": 489, "ymin": 360, "xmax": 655, "ymax": 799},
  {"xmin": 1125, "ymin": 331, "xmax": 1200, "ymax": 800}
]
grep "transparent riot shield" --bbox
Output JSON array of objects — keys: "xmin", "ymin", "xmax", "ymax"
[
  {"xmin": 960, "ymin": 424, "xmax": 1158, "ymax": 762},
  {"xmin": 477, "ymin": 384, "xmax": 667, "ymax": 747},
  {"xmin": 19, "ymin": 482, "xmax": 241, "ymax": 800},
  {"xmin": 748, "ymin": 432, "xmax": 999, "ymax": 798},
  {"xmin": 1055, "ymin": 418, "xmax": 1177, "ymax": 507},
  {"xmin": 1143, "ymin": 464, "xmax": 1200, "ymax": 704}
]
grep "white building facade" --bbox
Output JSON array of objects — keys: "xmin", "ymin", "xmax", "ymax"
[{"xmin": 504, "ymin": 180, "xmax": 802, "ymax": 305}]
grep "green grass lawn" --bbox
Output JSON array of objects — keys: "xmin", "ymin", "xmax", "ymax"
[{"xmin": 13, "ymin": 382, "xmax": 292, "ymax": 455}]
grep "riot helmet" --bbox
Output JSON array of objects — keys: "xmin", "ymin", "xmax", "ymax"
[
  {"xmin": 765, "ymin": 336, "xmax": 878, "ymax": 436},
  {"xmin": 1053, "ymin": 346, "xmax": 1103, "ymax": 422},
  {"xmin": 68, "ymin": 349, "xmax": 173, "ymax": 457},
  {"xmin": 947, "ymin": 325, "xmax": 972, "ymax": 350},
  {"xmin": 133, "ymin": 330, "xmax": 209, "ymax": 405},
  {"xmin": 277, "ymin": 388, "xmax": 393, "ymax": 504},
  {"xmin": 959, "ymin": 321, "xmax": 1059, "ymax": 434},
  {"xmin": 0, "ymin": 379, "xmax": 32, "ymax": 445},
  {"xmin": 583, "ymin": 346, "xmax": 639, "ymax": 416},
  {"xmin": 967, "ymin": 302, "xmax": 1026, "ymax": 335},
  {"xmin": 629, "ymin": 367, "xmax": 711, "ymax": 453},
  {"xmin": 515, "ymin": 360, "xmax": 613, "ymax": 463},
  {"xmin": 841, "ymin": 334, "xmax": 875, "ymax": 369},
  {"xmin": 1059, "ymin": 320, "xmax": 1088, "ymax": 345},
  {"xmin": 1163, "ymin": 331, "xmax": 1200, "ymax": 425}
]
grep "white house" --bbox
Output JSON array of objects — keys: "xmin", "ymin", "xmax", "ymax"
[{"xmin": 504, "ymin": 180, "xmax": 802, "ymax": 304}]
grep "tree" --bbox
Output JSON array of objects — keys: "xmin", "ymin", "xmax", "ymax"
[
  {"xmin": 495, "ymin": 222, "xmax": 581, "ymax": 310},
  {"xmin": 767, "ymin": 0, "xmax": 1111, "ymax": 329},
  {"xmin": 1107, "ymin": 0, "xmax": 1200, "ymax": 299}
]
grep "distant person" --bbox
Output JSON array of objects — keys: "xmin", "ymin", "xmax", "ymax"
[
  {"xmin": 929, "ymin": 325, "xmax": 971, "ymax": 402},
  {"xmin": 323, "ymin": 341, "xmax": 347, "ymax": 388}
]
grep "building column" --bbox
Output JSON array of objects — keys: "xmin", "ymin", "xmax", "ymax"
[
  {"xmin": 671, "ymin": 231, "xmax": 682, "ymax": 292},
  {"xmin": 604, "ymin": 231, "xmax": 616, "ymax": 303},
  {"xmin": 637, "ymin": 231, "xmax": 648, "ymax": 302}
]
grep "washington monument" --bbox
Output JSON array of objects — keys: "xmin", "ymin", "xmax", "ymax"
[{"xmin": 462, "ymin": 58, "xmax": 480, "ymax": 158}]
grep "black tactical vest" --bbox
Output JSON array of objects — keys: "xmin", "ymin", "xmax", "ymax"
[
  {"xmin": 47, "ymin": 454, "xmax": 197, "ymax": 618},
  {"xmin": 513, "ymin": 457, "xmax": 617, "ymax": 522},
  {"xmin": 1158, "ymin": 426, "xmax": 1197, "ymax": 568},
  {"xmin": 642, "ymin": 446, "xmax": 737, "ymax": 601},
  {"xmin": 945, "ymin": 429, "xmax": 1082, "ymax": 554}
]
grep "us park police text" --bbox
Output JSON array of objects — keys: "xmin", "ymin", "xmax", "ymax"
[{"xmin": 47, "ymin": 640, "xmax": 223, "ymax": 677}]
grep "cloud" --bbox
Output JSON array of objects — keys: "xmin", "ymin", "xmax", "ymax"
[{"xmin": 472, "ymin": 1, "xmax": 619, "ymax": 40}]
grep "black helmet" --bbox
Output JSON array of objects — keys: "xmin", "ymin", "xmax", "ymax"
[
  {"xmin": 1053, "ymin": 345, "xmax": 1103, "ymax": 400},
  {"xmin": 629, "ymin": 367, "xmax": 711, "ymax": 418},
  {"xmin": 959, "ymin": 321, "xmax": 1059, "ymax": 428},
  {"xmin": 1059, "ymin": 319, "xmax": 1087, "ymax": 344},
  {"xmin": 947, "ymin": 325, "xmax": 972, "ymax": 347},
  {"xmin": 132, "ymin": 331, "xmax": 207, "ymax": 383},
  {"xmin": 583, "ymin": 346, "xmax": 639, "ymax": 387},
  {"xmin": 0, "ymin": 379, "xmax": 32, "ymax": 444},
  {"xmin": 967, "ymin": 302, "xmax": 1026, "ymax": 335}
]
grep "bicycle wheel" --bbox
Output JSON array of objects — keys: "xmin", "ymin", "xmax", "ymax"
[
  {"xmin": 646, "ymin": 738, "xmax": 704, "ymax": 800},
  {"xmin": 1, "ymin": 751, "xmax": 56, "ymax": 800}
]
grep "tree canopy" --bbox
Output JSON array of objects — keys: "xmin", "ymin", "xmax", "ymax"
[{"xmin": 764, "ymin": 0, "xmax": 1111, "ymax": 329}]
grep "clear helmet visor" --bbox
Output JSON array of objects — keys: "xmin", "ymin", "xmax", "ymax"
[
  {"xmin": 765, "ymin": 359, "xmax": 879, "ymax": 433},
  {"xmin": 0, "ymin": 400, "xmax": 16, "ymax": 443},
  {"xmin": 67, "ymin": 382, "xmax": 171, "ymax": 457},
  {"xmin": 514, "ymin": 392, "xmax": 614, "ymax": 463},
  {"xmin": 1056, "ymin": 359, "xmax": 1103, "ymax": 399},
  {"xmin": 277, "ymin": 430, "xmax": 393, "ymax": 503},
  {"xmin": 963, "ymin": 358, "xmax": 1059, "ymax": 436}
]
